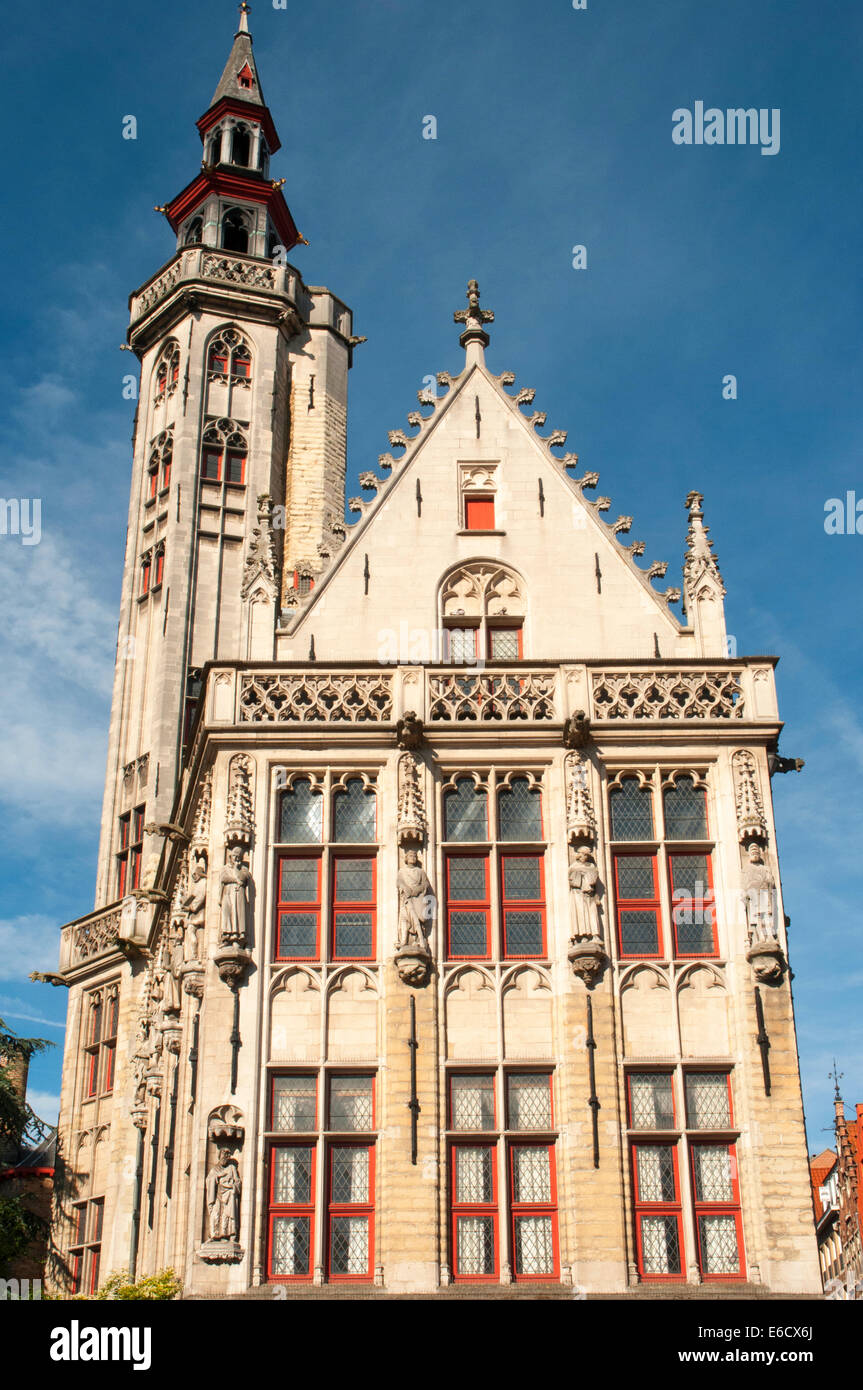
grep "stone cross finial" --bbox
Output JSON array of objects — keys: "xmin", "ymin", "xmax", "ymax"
[{"xmin": 454, "ymin": 280, "xmax": 494, "ymax": 353}]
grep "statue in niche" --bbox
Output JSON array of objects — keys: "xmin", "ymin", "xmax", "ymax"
[
  {"xmin": 742, "ymin": 842, "xmax": 777, "ymax": 942},
  {"xmin": 132, "ymin": 1018, "xmax": 155, "ymax": 1107},
  {"xmin": 568, "ymin": 846, "xmax": 603, "ymax": 942},
  {"xmin": 183, "ymin": 859, "xmax": 208, "ymax": 961},
  {"xmin": 206, "ymin": 1146, "xmax": 242, "ymax": 1241},
  {"xmin": 161, "ymin": 921, "xmax": 185, "ymax": 1014},
  {"xmin": 397, "ymin": 848, "xmax": 436, "ymax": 953},
  {"xmin": 219, "ymin": 846, "xmax": 252, "ymax": 947}
]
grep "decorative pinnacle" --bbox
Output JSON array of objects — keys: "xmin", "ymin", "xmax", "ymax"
[
  {"xmin": 237, "ymin": 2, "xmax": 251, "ymax": 36},
  {"xmin": 683, "ymin": 489, "xmax": 725, "ymax": 597},
  {"xmin": 454, "ymin": 279, "xmax": 494, "ymax": 352}
]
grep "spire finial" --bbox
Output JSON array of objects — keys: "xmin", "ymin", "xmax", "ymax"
[
  {"xmin": 237, "ymin": 2, "xmax": 251, "ymax": 35},
  {"xmin": 454, "ymin": 279, "xmax": 494, "ymax": 362},
  {"xmin": 829, "ymin": 1059, "xmax": 844, "ymax": 1104},
  {"xmin": 683, "ymin": 489, "xmax": 725, "ymax": 596}
]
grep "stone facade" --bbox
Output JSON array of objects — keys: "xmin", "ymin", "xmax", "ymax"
[{"xmin": 46, "ymin": 16, "xmax": 821, "ymax": 1298}]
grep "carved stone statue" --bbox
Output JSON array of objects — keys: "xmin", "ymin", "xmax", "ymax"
[
  {"xmin": 183, "ymin": 860, "xmax": 208, "ymax": 961},
  {"xmin": 162, "ymin": 922, "xmax": 185, "ymax": 1015},
  {"xmin": 397, "ymin": 848, "xmax": 436, "ymax": 952},
  {"xmin": 741, "ymin": 842, "xmax": 777, "ymax": 943},
  {"xmin": 569, "ymin": 847, "xmax": 603, "ymax": 942},
  {"xmin": 219, "ymin": 847, "xmax": 251, "ymax": 947},
  {"xmin": 206, "ymin": 1146, "xmax": 242, "ymax": 1241}
]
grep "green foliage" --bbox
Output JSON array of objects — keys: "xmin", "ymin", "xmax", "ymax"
[
  {"xmin": 73, "ymin": 1268, "xmax": 182, "ymax": 1301},
  {"xmin": 0, "ymin": 1194, "xmax": 45, "ymax": 1275},
  {"xmin": 0, "ymin": 1015, "xmax": 53, "ymax": 1150}
]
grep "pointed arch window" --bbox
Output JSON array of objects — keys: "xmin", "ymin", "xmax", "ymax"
[
  {"xmin": 230, "ymin": 123, "xmax": 251, "ymax": 167},
  {"xmin": 183, "ymin": 216, "xmax": 203, "ymax": 247},
  {"xmin": 201, "ymin": 419, "xmax": 248, "ymax": 488},
  {"xmin": 221, "ymin": 206, "xmax": 250, "ymax": 254},
  {"xmin": 154, "ymin": 344, "xmax": 180, "ymax": 402},
  {"xmin": 146, "ymin": 430, "xmax": 173, "ymax": 500},
  {"xmin": 207, "ymin": 330, "xmax": 253, "ymax": 383},
  {"xmin": 440, "ymin": 563, "xmax": 526, "ymax": 663}
]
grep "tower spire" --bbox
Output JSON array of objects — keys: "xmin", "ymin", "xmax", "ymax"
[{"xmin": 210, "ymin": 2, "xmax": 265, "ymax": 109}]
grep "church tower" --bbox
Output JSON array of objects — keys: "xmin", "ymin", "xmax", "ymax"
[{"xmin": 48, "ymin": 11, "xmax": 821, "ymax": 1299}]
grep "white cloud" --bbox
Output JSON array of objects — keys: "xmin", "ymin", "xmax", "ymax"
[{"xmin": 25, "ymin": 1089, "xmax": 60, "ymax": 1126}]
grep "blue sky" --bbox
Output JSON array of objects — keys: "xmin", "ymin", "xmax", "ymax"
[{"xmin": 1, "ymin": 0, "xmax": 861, "ymax": 1148}]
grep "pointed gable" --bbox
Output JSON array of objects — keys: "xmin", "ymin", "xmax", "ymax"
[{"xmin": 277, "ymin": 345, "xmax": 694, "ymax": 666}]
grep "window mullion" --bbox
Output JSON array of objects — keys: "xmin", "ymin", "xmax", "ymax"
[{"xmin": 497, "ymin": 1131, "xmax": 511, "ymax": 1283}]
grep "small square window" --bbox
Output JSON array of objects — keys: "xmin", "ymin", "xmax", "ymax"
[{"xmin": 465, "ymin": 496, "xmax": 496, "ymax": 530}]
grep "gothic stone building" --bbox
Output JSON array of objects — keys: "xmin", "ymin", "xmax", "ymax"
[{"xmin": 48, "ymin": 10, "xmax": 821, "ymax": 1296}]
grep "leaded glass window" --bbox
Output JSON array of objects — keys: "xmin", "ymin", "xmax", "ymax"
[
  {"xmin": 330, "ymin": 1215, "xmax": 369, "ymax": 1275},
  {"xmin": 271, "ymin": 1215, "xmax": 311, "ymax": 1276},
  {"xmin": 635, "ymin": 1145, "xmax": 677, "ymax": 1203},
  {"xmin": 497, "ymin": 778, "xmax": 542, "ymax": 841},
  {"xmin": 508, "ymin": 1074, "xmax": 552, "ymax": 1130},
  {"xmin": 332, "ymin": 856, "xmax": 375, "ymax": 959},
  {"xmin": 331, "ymin": 1146, "xmax": 369, "ymax": 1204},
  {"xmin": 639, "ymin": 1215, "xmax": 682, "ymax": 1275},
  {"xmin": 455, "ymin": 1147, "xmax": 493, "ymax": 1204},
  {"xmin": 449, "ymin": 911, "xmax": 488, "ymax": 956},
  {"xmin": 444, "ymin": 779, "xmax": 488, "ymax": 841},
  {"xmin": 279, "ymin": 857, "xmax": 319, "ymax": 902},
  {"xmin": 698, "ymin": 1214, "xmax": 740, "ymax": 1275},
  {"xmin": 447, "ymin": 854, "xmax": 489, "ymax": 957},
  {"xmin": 448, "ymin": 627, "xmax": 478, "ymax": 664},
  {"xmin": 616, "ymin": 855, "xmax": 656, "ymax": 899},
  {"xmin": 501, "ymin": 853, "xmax": 545, "ymax": 957},
  {"xmin": 272, "ymin": 1076, "xmax": 316, "ymax": 1131},
  {"xmin": 669, "ymin": 853, "xmax": 716, "ymax": 955},
  {"xmin": 456, "ymin": 1215, "xmax": 495, "ymax": 1275},
  {"xmin": 490, "ymin": 628, "xmax": 520, "ymax": 661},
  {"xmin": 663, "ymin": 776, "xmax": 708, "ymax": 840},
  {"xmin": 619, "ymin": 909, "xmax": 660, "ymax": 956},
  {"xmin": 691, "ymin": 1145, "xmax": 734, "ymax": 1203},
  {"xmin": 332, "ymin": 779, "xmax": 376, "ymax": 842},
  {"xmin": 685, "ymin": 1073, "xmax": 731, "ymax": 1129},
  {"xmin": 279, "ymin": 779, "xmax": 323, "ymax": 843},
  {"xmin": 628, "ymin": 1073, "xmax": 675, "ymax": 1130},
  {"xmin": 449, "ymin": 857, "xmax": 487, "ymax": 900},
  {"xmin": 610, "ymin": 778, "xmax": 654, "ymax": 841},
  {"xmin": 511, "ymin": 1147, "xmax": 551, "ymax": 1204},
  {"xmin": 329, "ymin": 1076, "xmax": 374, "ymax": 1131},
  {"xmin": 272, "ymin": 1146, "xmax": 313, "ymax": 1205},
  {"xmin": 278, "ymin": 912, "xmax": 318, "ymax": 958},
  {"xmin": 451, "ymin": 1075, "xmax": 495, "ymax": 1131},
  {"xmin": 514, "ymin": 1215, "xmax": 554, "ymax": 1276}
]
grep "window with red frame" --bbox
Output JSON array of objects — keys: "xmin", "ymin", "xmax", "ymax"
[
  {"xmin": 500, "ymin": 854, "xmax": 545, "ymax": 957},
  {"xmin": 147, "ymin": 458, "xmax": 159, "ymax": 500},
  {"xmin": 328, "ymin": 1075, "xmax": 374, "ymax": 1131},
  {"xmin": 232, "ymin": 347, "xmax": 251, "ymax": 378},
  {"xmin": 445, "ymin": 626, "xmax": 478, "ymax": 664},
  {"xmin": 465, "ymin": 495, "xmax": 496, "ymax": 531},
  {"xmin": 225, "ymin": 450, "xmax": 246, "ymax": 485},
  {"xmin": 614, "ymin": 853, "xmax": 662, "ymax": 958},
  {"xmin": 451, "ymin": 1144, "xmax": 498, "ymax": 1280},
  {"xmin": 268, "ymin": 1144, "xmax": 315, "ymax": 1280},
  {"xmin": 669, "ymin": 853, "xmax": 716, "ymax": 956},
  {"xmin": 271, "ymin": 1075, "xmax": 317, "ymax": 1132},
  {"xmin": 684, "ymin": 1071, "xmax": 732, "ymax": 1130},
  {"xmin": 690, "ymin": 1143, "xmax": 744, "ymax": 1279},
  {"xmin": 327, "ymin": 1144, "xmax": 374, "ymax": 1280},
  {"xmin": 69, "ymin": 1198, "xmax": 103, "ymax": 1295},
  {"xmin": 627, "ymin": 1072, "xmax": 675, "ymax": 1130},
  {"xmin": 201, "ymin": 447, "xmax": 222, "ymax": 481},
  {"xmin": 275, "ymin": 856, "xmax": 321, "ymax": 960},
  {"xmin": 449, "ymin": 1074, "xmax": 496, "ymax": 1131},
  {"xmin": 631, "ymin": 1142, "xmax": 683, "ymax": 1279},
  {"xmin": 160, "ymin": 447, "xmax": 172, "ymax": 492},
  {"xmin": 208, "ymin": 345, "xmax": 229, "ymax": 375},
  {"xmin": 445, "ymin": 855, "xmax": 490, "ymax": 958},
  {"xmin": 507, "ymin": 1073, "xmax": 553, "ymax": 1130},
  {"xmin": 331, "ymin": 856, "xmax": 376, "ymax": 960},
  {"xmin": 84, "ymin": 986, "xmax": 118, "ymax": 1099},
  {"xmin": 117, "ymin": 806, "xmax": 144, "ymax": 896},
  {"xmin": 509, "ymin": 1143, "xmax": 559, "ymax": 1280},
  {"xmin": 153, "ymin": 545, "xmax": 165, "ymax": 588},
  {"xmin": 488, "ymin": 626, "xmax": 522, "ymax": 660},
  {"xmin": 140, "ymin": 553, "xmax": 151, "ymax": 595}
]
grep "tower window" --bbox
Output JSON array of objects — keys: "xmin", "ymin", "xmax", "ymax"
[
  {"xmin": 221, "ymin": 207, "xmax": 250, "ymax": 254},
  {"xmin": 200, "ymin": 420, "xmax": 249, "ymax": 487},
  {"xmin": 184, "ymin": 216, "xmax": 203, "ymax": 246},
  {"xmin": 237, "ymin": 62, "xmax": 254, "ymax": 90},
  {"xmin": 117, "ymin": 806, "xmax": 145, "ymax": 896},
  {"xmin": 231, "ymin": 124, "xmax": 251, "ymax": 167},
  {"xmin": 207, "ymin": 332, "xmax": 253, "ymax": 382}
]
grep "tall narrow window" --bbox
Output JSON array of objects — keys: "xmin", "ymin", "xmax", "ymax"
[
  {"xmin": 327, "ymin": 1145, "xmax": 374, "ymax": 1280},
  {"xmin": 631, "ymin": 1143, "xmax": 683, "ymax": 1279},
  {"xmin": 500, "ymin": 855, "xmax": 545, "ymax": 958},
  {"xmin": 451, "ymin": 1145, "xmax": 498, "ymax": 1281},
  {"xmin": 268, "ymin": 1145, "xmax": 315, "ymax": 1281},
  {"xmin": 445, "ymin": 855, "xmax": 490, "ymax": 958},
  {"xmin": 331, "ymin": 857, "xmax": 375, "ymax": 960},
  {"xmin": 614, "ymin": 853, "xmax": 662, "ymax": 958},
  {"xmin": 117, "ymin": 807, "xmax": 144, "ymax": 896},
  {"xmin": 275, "ymin": 857, "xmax": 321, "ymax": 960},
  {"xmin": 69, "ymin": 1198, "xmax": 104, "ymax": 1294},
  {"xmin": 83, "ymin": 986, "xmax": 118, "ymax": 1099},
  {"xmin": 509, "ymin": 1144, "xmax": 558, "ymax": 1280},
  {"xmin": 669, "ymin": 853, "xmax": 716, "ymax": 956},
  {"xmin": 221, "ymin": 207, "xmax": 250, "ymax": 254},
  {"xmin": 690, "ymin": 1143, "xmax": 744, "ymax": 1279}
]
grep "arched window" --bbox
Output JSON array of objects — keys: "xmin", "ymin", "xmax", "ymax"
[
  {"xmin": 332, "ymin": 778, "xmax": 376, "ymax": 843},
  {"xmin": 200, "ymin": 419, "xmax": 248, "ymax": 487},
  {"xmin": 280, "ymin": 778, "xmax": 323, "ymax": 844},
  {"xmin": 184, "ymin": 216, "xmax": 203, "ymax": 246},
  {"xmin": 207, "ymin": 328, "xmax": 253, "ymax": 382},
  {"xmin": 231, "ymin": 124, "xmax": 251, "ymax": 167},
  {"xmin": 146, "ymin": 430, "xmax": 173, "ymax": 500},
  {"xmin": 440, "ymin": 562, "xmax": 526, "ymax": 662},
  {"xmin": 609, "ymin": 776, "xmax": 654, "ymax": 841},
  {"xmin": 154, "ymin": 342, "xmax": 180, "ymax": 401},
  {"xmin": 221, "ymin": 207, "xmax": 250, "ymax": 253}
]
